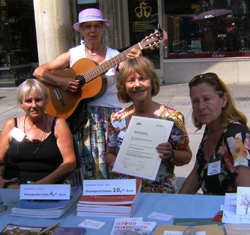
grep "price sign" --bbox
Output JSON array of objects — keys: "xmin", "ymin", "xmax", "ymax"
[
  {"xmin": 83, "ymin": 179, "xmax": 136, "ymax": 196},
  {"xmin": 20, "ymin": 184, "xmax": 71, "ymax": 200}
]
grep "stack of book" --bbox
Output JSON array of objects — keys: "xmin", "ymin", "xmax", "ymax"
[
  {"xmin": 77, "ymin": 179, "xmax": 142, "ymax": 217},
  {"xmin": 11, "ymin": 186, "xmax": 82, "ymax": 218}
]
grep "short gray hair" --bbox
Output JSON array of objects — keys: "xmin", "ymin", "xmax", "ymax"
[{"xmin": 17, "ymin": 79, "xmax": 50, "ymax": 106}]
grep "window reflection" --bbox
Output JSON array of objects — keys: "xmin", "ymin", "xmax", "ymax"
[{"xmin": 164, "ymin": 0, "xmax": 250, "ymax": 58}]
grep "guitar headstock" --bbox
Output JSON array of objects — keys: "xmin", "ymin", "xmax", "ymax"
[{"xmin": 139, "ymin": 27, "xmax": 168, "ymax": 51}]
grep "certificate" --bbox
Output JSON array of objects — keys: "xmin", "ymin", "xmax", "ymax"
[{"xmin": 112, "ymin": 116, "xmax": 174, "ymax": 181}]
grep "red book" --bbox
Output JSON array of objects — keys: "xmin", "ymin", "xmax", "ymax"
[{"xmin": 78, "ymin": 179, "xmax": 142, "ymax": 205}]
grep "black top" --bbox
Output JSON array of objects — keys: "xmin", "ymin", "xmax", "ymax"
[{"xmin": 5, "ymin": 117, "xmax": 63, "ymax": 182}]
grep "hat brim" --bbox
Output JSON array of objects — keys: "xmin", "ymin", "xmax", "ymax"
[{"xmin": 73, "ymin": 19, "xmax": 112, "ymax": 32}]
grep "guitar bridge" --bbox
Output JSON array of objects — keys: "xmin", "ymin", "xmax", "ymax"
[{"xmin": 54, "ymin": 88, "xmax": 66, "ymax": 107}]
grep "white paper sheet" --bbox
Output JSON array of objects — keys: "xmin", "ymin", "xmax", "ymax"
[{"xmin": 112, "ymin": 116, "xmax": 174, "ymax": 180}]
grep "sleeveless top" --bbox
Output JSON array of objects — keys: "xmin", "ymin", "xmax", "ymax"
[
  {"xmin": 69, "ymin": 44, "xmax": 121, "ymax": 108},
  {"xmin": 5, "ymin": 117, "xmax": 63, "ymax": 182}
]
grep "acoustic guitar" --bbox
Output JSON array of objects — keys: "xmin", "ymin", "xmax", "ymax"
[{"xmin": 44, "ymin": 29, "xmax": 168, "ymax": 119}]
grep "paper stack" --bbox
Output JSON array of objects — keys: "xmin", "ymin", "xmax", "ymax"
[
  {"xmin": 11, "ymin": 186, "xmax": 82, "ymax": 218},
  {"xmin": 77, "ymin": 179, "xmax": 142, "ymax": 217}
]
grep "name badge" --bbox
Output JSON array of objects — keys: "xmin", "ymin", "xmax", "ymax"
[
  {"xmin": 207, "ymin": 160, "xmax": 221, "ymax": 176},
  {"xmin": 9, "ymin": 127, "xmax": 25, "ymax": 141},
  {"xmin": 118, "ymin": 131, "xmax": 126, "ymax": 139}
]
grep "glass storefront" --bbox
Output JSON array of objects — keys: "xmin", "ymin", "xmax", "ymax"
[
  {"xmin": 163, "ymin": 0, "xmax": 250, "ymax": 59},
  {"xmin": 0, "ymin": 0, "xmax": 38, "ymax": 79}
]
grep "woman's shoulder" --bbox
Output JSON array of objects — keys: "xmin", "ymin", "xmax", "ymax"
[
  {"xmin": 110, "ymin": 109, "xmax": 126, "ymax": 129},
  {"xmin": 106, "ymin": 46, "xmax": 120, "ymax": 57},
  {"xmin": 161, "ymin": 106, "xmax": 185, "ymax": 120},
  {"xmin": 224, "ymin": 121, "xmax": 249, "ymax": 137},
  {"xmin": 110, "ymin": 109, "xmax": 125, "ymax": 120},
  {"xmin": 70, "ymin": 44, "xmax": 85, "ymax": 53}
]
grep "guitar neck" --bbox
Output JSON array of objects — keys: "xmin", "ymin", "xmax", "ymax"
[{"xmin": 82, "ymin": 44, "xmax": 141, "ymax": 83}]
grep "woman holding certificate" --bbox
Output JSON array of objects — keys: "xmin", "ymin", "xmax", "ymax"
[
  {"xmin": 105, "ymin": 57, "xmax": 192, "ymax": 193},
  {"xmin": 179, "ymin": 73, "xmax": 250, "ymax": 195}
]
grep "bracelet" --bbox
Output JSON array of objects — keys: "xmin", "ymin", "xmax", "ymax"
[{"xmin": 169, "ymin": 150, "xmax": 175, "ymax": 162}]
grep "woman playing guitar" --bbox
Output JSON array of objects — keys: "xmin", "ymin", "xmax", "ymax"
[{"xmin": 33, "ymin": 8, "xmax": 141, "ymax": 180}]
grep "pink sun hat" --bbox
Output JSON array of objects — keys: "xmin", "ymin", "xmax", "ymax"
[{"xmin": 73, "ymin": 8, "xmax": 112, "ymax": 32}]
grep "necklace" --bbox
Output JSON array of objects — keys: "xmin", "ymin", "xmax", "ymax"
[
  {"xmin": 85, "ymin": 45, "xmax": 102, "ymax": 56},
  {"xmin": 17, "ymin": 114, "xmax": 47, "ymax": 156},
  {"xmin": 23, "ymin": 113, "xmax": 47, "ymax": 141}
]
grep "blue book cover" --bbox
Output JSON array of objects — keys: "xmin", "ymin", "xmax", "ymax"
[
  {"xmin": 11, "ymin": 186, "xmax": 82, "ymax": 218},
  {"xmin": 13, "ymin": 186, "xmax": 81, "ymax": 210}
]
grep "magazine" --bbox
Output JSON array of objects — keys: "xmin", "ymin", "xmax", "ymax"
[{"xmin": 1, "ymin": 223, "xmax": 86, "ymax": 235}]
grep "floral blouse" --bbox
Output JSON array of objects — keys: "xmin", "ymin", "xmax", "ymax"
[
  {"xmin": 107, "ymin": 106, "xmax": 189, "ymax": 193},
  {"xmin": 197, "ymin": 121, "xmax": 250, "ymax": 195}
]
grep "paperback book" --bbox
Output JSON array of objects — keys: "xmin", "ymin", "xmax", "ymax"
[
  {"xmin": 77, "ymin": 179, "xmax": 142, "ymax": 217},
  {"xmin": 11, "ymin": 186, "xmax": 82, "ymax": 218}
]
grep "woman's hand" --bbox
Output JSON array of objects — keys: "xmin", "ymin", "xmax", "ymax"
[
  {"xmin": 0, "ymin": 175, "xmax": 9, "ymax": 188},
  {"xmin": 157, "ymin": 143, "xmax": 192, "ymax": 166},
  {"xmin": 156, "ymin": 142, "xmax": 174, "ymax": 161},
  {"xmin": 127, "ymin": 48, "xmax": 142, "ymax": 58},
  {"xmin": 57, "ymin": 77, "xmax": 79, "ymax": 92}
]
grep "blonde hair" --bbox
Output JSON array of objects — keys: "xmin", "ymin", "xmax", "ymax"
[
  {"xmin": 17, "ymin": 79, "xmax": 50, "ymax": 106},
  {"xmin": 189, "ymin": 72, "xmax": 248, "ymax": 130}
]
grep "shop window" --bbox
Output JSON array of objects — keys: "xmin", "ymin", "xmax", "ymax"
[
  {"xmin": 0, "ymin": 0, "xmax": 38, "ymax": 68},
  {"xmin": 163, "ymin": 0, "xmax": 250, "ymax": 59}
]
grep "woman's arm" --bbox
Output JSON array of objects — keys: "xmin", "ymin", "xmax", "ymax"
[
  {"xmin": 33, "ymin": 51, "xmax": 79, "ymax": 92},
  {"xmin": 178, "ymin": 161, "xmax": 200, "ymax": 194},
  {"xmin": 0, "ymin": 118, "xmax": 16, "ymax": 188},
  {"xmin": 235, "ymin": 165, "xmax": 250, "ymax": 187},
  {"xmin": 105, "ymin": 146, "xmax": 120, "ymax": 175},
  {"xmin": 156, "ymin": 142, "xmax": 192, "ymax": 166},
  {"xmin": 34, "ymin": 117, "xmax": 76, "ymax": 184}
]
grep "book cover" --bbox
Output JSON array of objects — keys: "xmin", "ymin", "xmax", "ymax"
[
  {"xmin": 78, "ymin": 178, "xmax": 142, "ymax": 205},
  {"xmin": 77, "ymin": 179, "xmax": 142, "ymax": 217},
  {"xmin": 13, "ymin": 186, "xmax": 81, "ymax": 210},
  {"xmin": 1, "ymin": 223, "xmax": 86, "ymax": 235},
  {"xmin": 11, "ymin": 186, "xmax": 82, "ymax": 218}
]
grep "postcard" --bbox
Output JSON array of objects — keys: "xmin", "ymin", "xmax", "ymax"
[
  {"xmin": 237, "ymin": 186, "xmax": 250, "ymax": 215},
  {"xmin": 112, "ymin": 116, "xmax": 173, "ymax": 180}
]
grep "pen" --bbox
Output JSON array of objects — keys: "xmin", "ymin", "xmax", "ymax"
[{"xmin": 37, "ymin": 222, "xmax": 60, "ymax": 235}]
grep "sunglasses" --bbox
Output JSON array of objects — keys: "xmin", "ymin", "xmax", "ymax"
[
  {"xmin": 189, "ymin": 73, "xmax": 224, "ymax": 91},
  {"xmin": 17, "ymin": 138, "xmax": 43, "ymax": 156}
]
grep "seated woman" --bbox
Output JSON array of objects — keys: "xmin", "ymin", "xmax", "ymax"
[
  {"xmin": 179, "ymin": 73, "xmax": 250, "ymax": 195},
  {"xmin": 105, "ymin": 57, "xmax": 192, "ymax": 193},
  {"xmin": 0, "ymin": 79, "xmax": 76, "ymax": 189}
]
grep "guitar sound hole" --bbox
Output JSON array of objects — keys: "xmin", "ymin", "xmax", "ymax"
[{"xmin": 76, "ymin": 76, "xmax": 86, "ymax": 87}]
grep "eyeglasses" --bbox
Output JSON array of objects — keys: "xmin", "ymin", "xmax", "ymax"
[{"xmin": 17, "ymin": 138, "xmax": 43, "ymax": 156}]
